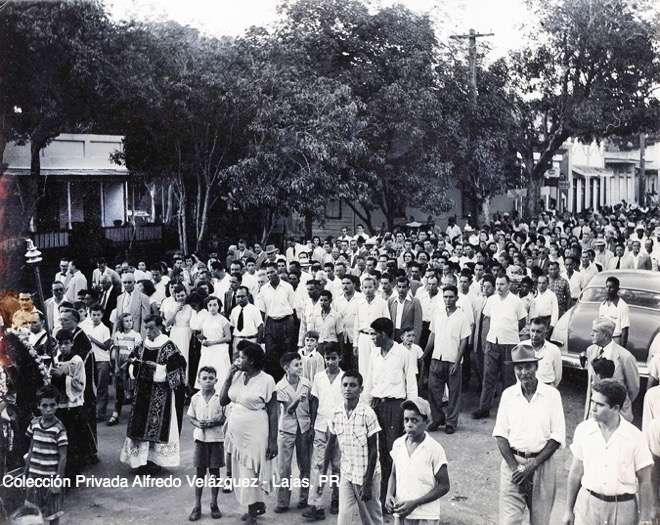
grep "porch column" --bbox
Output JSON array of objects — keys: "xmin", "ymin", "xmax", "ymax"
[
  {"xmin": 100, "ymin": 181, "xmax": 105, "ymax": 227},
  {"xmin": 66, "ymin": 181, "xmax": 72, "ymax": 230},
  {"xmin": 576, "ymin": 175, "xmax": 583, "ymax": 212},
  {"xmin": 591, "ymin": 176, "xmax": 598, "ymax": 210},
  {"xmin": 600, "ymin": 176, "xmax": 607, "ymax": 207}
]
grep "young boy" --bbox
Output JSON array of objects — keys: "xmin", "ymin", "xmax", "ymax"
[
  {"xmin": 323, "ymin": 370, "xmax": 382, "ymax": 525},
  {"xmin": 74, "ymin": 302, "xmax": 92, "ymax": 332},
  {"xmin": 304, "ymin": 343, "xmax": 343, "ymax": 521},
  {"xmin": 385, "ymin": 397, "xmax": 450, "ymax": 525},
  {"xmin": 49, "ymin": 329, "xmax": 85, "ymax": 478},
  {"xmin": 24, "ymin": 385, "xmax": 68, "ymax": 525},
  {"xmin": 275, "ymin": 352, "xmax": 312, "ymax": 513},
  {"xmin": 187, "ymin": 366, "xmax": 226, "ymax": 522},
  {"xmin": 299, "ymin": 331, "xmax": 325, "ymax": 382},
  {"xmin": 401, "ymin": 330, "xmax": 424, "ymax": 377},
  {"xmin": 84, "ymin": 304, "xmax": 111, "ymax": 422}
]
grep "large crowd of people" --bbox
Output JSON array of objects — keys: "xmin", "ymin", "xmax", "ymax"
[{"xmin": 1, "ymin": 204, "xmax": 660, "ymax": 525}]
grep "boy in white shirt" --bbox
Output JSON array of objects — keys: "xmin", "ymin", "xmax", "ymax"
[
  {"xmin": 85, "ymin": 304, "xmax": 111, "ymax": 422},
  {"xmin": 299, "ymin": 330, "xmax": 325, "ymax": 382},
  {"xmin": 386, "ymin": 397, "xmax": 450, "ymax": 524}
]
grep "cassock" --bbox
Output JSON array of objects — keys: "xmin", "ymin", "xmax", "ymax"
[
  {"xmin": 72, "ymin": 327, "xmax": 97, "ymax": 459},
  {"xmin": 119, "ymin": 333, "xmax": 186, "ymax": 468}
]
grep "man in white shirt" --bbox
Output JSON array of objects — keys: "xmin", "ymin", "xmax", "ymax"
[
  {"xmin": 256, "ymin": 261, "xmax": 296, "ymax": 380},
  {"xmin": 493, "ymin": 345, "xmax": 565, "ymax": 525},
  {"xmin": 241, "ymin": 257, "xmax": 260, "ymax": 297},
  {"xmin": 333, "ymin": 275, "xmax": 363, "ymax": 370},
  {"xmin": 473, "ymin": 275, "xmax": 527, "ymax": 419},
  {"xmin": 44, "ymin": 281, "xmax": 66, "ymax": 332},
  {"xmin": 209, "ymin": 262, "xmax": 230, "ymax": 301},
  {"xmin": 529, "ymin": 275, "xmax": 559, "ymax": 334},
  {"xmin": 562, "ymin": 379, "xmax": 655, "ymax": 525},
  {"xmin": 85, "ymin": 304, "xmax": 111, "ymax": 422},
  {"xmin": 91, "ymin": 258, "xmax": 120, "ymax": 288},
  {"xmin": 64, "ymin": 259, "xmax": 88, "ymax": 303},
  {"xmin": 352, "ymin": 276, "xmax": 390, "ymax": 377},
  {"xmin": 298, "ymin": 279, "xmax": 323, "ymax": 347},
  {"xmin": 597, "ymin": 276, "xmax": 630, "ymax": 347},
  {"xmin": 54, "ymin": 258, "xmax": 70, "ymax": 287},
  {"xmin": 229, "ymin": 286, "xmax": 263, "ymax": 356},
  {"xmin": 564, "ymin": 255, "xmax": 587, "ymax": 304},
  {"xmin": 524, "ymin": 317, "xmax": 562, "ymax": 387},
  {"xmin": 149, "ymin": 264, "xmax": 170, "ymax": 307},
  {"xmin": 424, "ymin": 285, "xmax": 471, "ymax": 434},
  {"xmin": 579, "ymin": 252, "xmax": 599, "ymax": 283},
  {"xmin": 364, "ymin": 317, "xmax": 417, "ymax": 508}
]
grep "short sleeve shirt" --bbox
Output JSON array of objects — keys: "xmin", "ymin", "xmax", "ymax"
[
  {"xmin": 484, "ymin": 293, "xmax": 527, "ymax": 344},
  {"xmin": 329, "ymin": 403, "xmax": 381, "ymax": 484},
  {"xmin": 276, "ymin": 376, "xmax": 312, "ymax": 434},
  {"xmin": 390, "ymin": 433, "xmax": 447, "ymax": 520},
  {"xmin": 570, "ymin": 418, "xmax": 653, "ymax": 495},
  {"xmin": 429, "ymin": 308, "xmax": 472, "ymax": 362},
  {"xmin": 187, "ymin": 391, "xmax": 225, "ymax": 442},
  {"xmin": 598, "ymin": 299, "xmax": 630, "ymax": 337},
  {"xmin": 26, "ymin": 417, "xmax": 68, "ymax": 477}
]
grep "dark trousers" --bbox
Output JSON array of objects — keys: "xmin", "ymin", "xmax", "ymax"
[
  {"xmin": 478, "ymin": 342, "xmax": 516, "ymax": 413},
  {"xmin": 95, "ymin": 361, "xmax": 111, "ymax": 419},
  {"xmin": 419, "ymin": 322, "xmax": 432, "ymax": 395},
  {"xmin": 340, "ymin": 339, "xmax": 354, "ymax": 371},
  {"xmin": 264, "ymin": 316, "xmax": 295, "ymax": 381},
  {"xmin": 373, "ymin": 398, "xmax": 404, "ymax": 505},
  {"xmin": 428, "ymin": 360, "xmax": 462, "ymax": 428},
  {"xmin": 57, "ymin": 407, "xmax": 92, "ymax": 478}
]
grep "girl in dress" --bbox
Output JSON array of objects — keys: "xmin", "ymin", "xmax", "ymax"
[
  {"xmin": 191, "ymin": 296, "xmax": 231, "ymax": 390},
  {"xmin": 107, "ymin": 313, "xmax": 142, "ymax": 426},
  {"xmin": 162, "ymin": 285, "xmax": 193, "ymax": 383}
]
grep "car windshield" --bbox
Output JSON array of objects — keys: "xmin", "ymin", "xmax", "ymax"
[{"xmin": 581, "ymin": 287, "xmax": 660, "ymax": 309}]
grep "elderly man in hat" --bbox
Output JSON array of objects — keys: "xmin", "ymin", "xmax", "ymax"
[{"xmin": 493, "ymin": 344, "xmax": 566, "ymax": 525}]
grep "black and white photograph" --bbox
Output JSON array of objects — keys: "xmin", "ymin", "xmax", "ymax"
[{"xmin": 0, "ymin": 0, "xmax": 659, "ymax": 523}]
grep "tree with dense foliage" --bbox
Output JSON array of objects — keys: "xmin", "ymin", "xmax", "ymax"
[{"xmin": 509, "ymin": 0, "xmax": 660, "ymax": 216}]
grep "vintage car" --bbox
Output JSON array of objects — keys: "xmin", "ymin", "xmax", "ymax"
[{"xmin": 550, "ymin": 270, "xmax": 660, "ymax": 377}]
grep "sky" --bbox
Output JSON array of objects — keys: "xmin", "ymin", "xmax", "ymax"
[{"xmin": 105, "ymin": 0, "xmax": 535, "ymax": 59}]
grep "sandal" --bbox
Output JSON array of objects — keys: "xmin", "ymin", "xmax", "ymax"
[
  {"xmin": 107, "ymin": 416, "xmax": 119, "ymax": 426},
  {"xmin": 188, "ymin": 507, "xmax": 201, "ymax": 521}
]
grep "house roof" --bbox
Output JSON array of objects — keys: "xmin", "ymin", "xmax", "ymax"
[
  {"xmin": 572, "ymin": 165, "xmax": 614, "ymax": 178},
  {"xmin": 4, "ymin": 168, "xmax": 129, "ymax": 177}
]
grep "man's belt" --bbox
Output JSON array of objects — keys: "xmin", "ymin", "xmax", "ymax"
[
  {"xmin": 372, "ymin": 397, "xmax": 405, "ymax": 405},
  {"xmin": 511, "ymin": 447, "xmax": 540, "ymax": 459},
  {"xmin": 234, "ymin": 335, "xmax": 258, "ymax": 339},
  {"xmin": 268, "ymin": 315, "xmax": 292, "ymax": 322},
  {"xmin": 359, "ymin": 329, "xmax": 373, "ymax": 335},
  {"xmin": 586, "ymin": 488, "xmax": 636, "ymax": 502}
]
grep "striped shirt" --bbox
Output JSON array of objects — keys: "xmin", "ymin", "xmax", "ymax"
[{"xmin": 26, "ymin": 417, "xmax": 68, "ymax": 477}]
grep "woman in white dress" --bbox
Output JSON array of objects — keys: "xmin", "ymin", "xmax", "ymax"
[
  {"xmin": 162, "ymin": 284, "xmax": 193, "ymax": 383},
  {"xmin": 191, "ymin": 295, "xmax": 232, "ymax": 389}
]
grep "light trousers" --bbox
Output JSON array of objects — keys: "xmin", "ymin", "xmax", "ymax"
[
  {"xmin": 499, "ymin": 454, "xmax": 558, "ymax": 525},
  {"xmin": 276, "ymin": 428, "xmax": 312, "ymax": 507},
  {"xmin": 337, "ymin": 472, "xmax": 383, "ymax": 525},
  {"xmin": 307, "ymin": 428, "xmax": 340, "ymax": 508},
  {"xmin": 574, "ymin": 488, "xmax": 638, "ymax": 525}
]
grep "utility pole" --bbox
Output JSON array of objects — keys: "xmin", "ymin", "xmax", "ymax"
[
  {"xmin": 450, "ymin": 28, "xmax": 494, "ymax": 103},
  {"xmin": 450, "ymin": 28, "xmax": 494, "ymax": 221}
]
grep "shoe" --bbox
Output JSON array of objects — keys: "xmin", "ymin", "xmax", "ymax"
[
  {"xmin": 274, "ymin": 505, "xmax": 289, "ymax": 513},
  {"xmin": 107, "ymin": 415, "xmax": 119, "ymax": 426},
  {"xmin": 222, "ymin": 486, "xmax": 232, "ymax": 494},
  {"xmin": 472, "ymin": 409, "xmax": 489, "ymax": 419},
  {"xmin": 330, "ymin": 500, "xmax": 338, "ymax": 514},
  {"xmin": 254, "ymin": 502, "xmax": 266, "ymax": 515},
  {"xmin": 297, "ymin": 500, "xmax": 308, "ymax": 509},
  {"xmin": 427, "ymin": 422, "xmax": 441, "ymax": 432},
  {"xmin": 188, "ymin": 507, "xmax": 201, "ymax": 521},
  {"xmin": 210, "ymin": 504, "xmax": 222, "ymax": 519},
  {"xmin": 445, "ymin": 425, "xmax": 455, "ymax": 434},
  {"xmin": 302, "ymin": 507, "xmax": 326, "ymax": 521}
]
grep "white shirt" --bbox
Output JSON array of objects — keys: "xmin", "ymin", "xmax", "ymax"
[
  {"xmin": 229, "ymin": 303, "xmax": 263, "ymax": 337},
  {"xmin": 365, "ymin": 342, "xmax": 417, "ymax": 401},
  {"xmin": 429, "ymin": 307, "xmax": 471, "ymax": 362},
  {"xmin": 570, "ymin": 417, "xmax": 653, "ymax": 495},
  {"xmin": 416, "ymin": 288, "xmax": 442, "ymax": 323},
  {"xmin": 211, "ymin": 275, "xmax": 230, "ymax": 299},
  {"xmin": 393, "ymin": 296, "xmax": 406, "ymax": 330},
  {"xmin": 390, "ymin": 433, "xmax": 447, "ymax": 520},
  {"xmin": 256, "ymin": 280, "xmax": 295, "ymax": 319},
  {"xmin": 598, "ymin": 298, "xmax": 630, "ymax": 337},
  {"xmin": 187, "ymin": 391, "xmax": 225, "ymax": 442},
  {"xmin": 484, "ymin": 292, "xmax": 527, "ymax": 344},
  {"xmin": 83, "ymin": 321, "xmax": 111, "ymax": 362},
  {"xmin": 353, "ymin": 296, "xmax": 390, "ymax": 343},
  {"xmin": 642, "ymin": 385, "xmax": 660, "ymax": 456},
  {"xmin": 530, "ymin": 289, "xmax": 559, "ymax": 327},
  {"xmin": 311, "ymin": 369, "xmax": 344, "ymax": 432},
  {"xmin": 493, "ymin": 382, "xmax": 566, "ymax": 454},
  {"xmin": 528, "ymin": 340, "xmax": 563, "ymax": 386},
  {"xmin": 334, "ymin": 292, "xmax": 364, "ymax": 344},
  {"xmin": 241, "ymin": 272, "xmax": 259, "ymax": 297},
  {"xmin": 566, "ymin": 270, "xmax": 586, "ymax": 299}
]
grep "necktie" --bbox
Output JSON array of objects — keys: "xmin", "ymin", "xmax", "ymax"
[
  {"xmin": 102, "ymin": 290, "xmax": 109, "ymax": 310},
  {"xmin": 616, "ymin": 257, "xmax": 620, "ymax": 269},
  {"xmin": 237, "ymin": 306, "xmax": 244, "ymax": 331},
  {"xmin": 597, "ymin": 346, "xmax": 604, "ymax": 358}
]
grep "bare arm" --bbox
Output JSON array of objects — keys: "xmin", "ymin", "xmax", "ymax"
[
  {"xmin": 266, "ymin": 394, "xmax": 279, "ymax": 458},
  {"xmin": 394, "ymin": 464, "xmax": 450, "ymax": 518},
  {"xmin": 561, "ymin": 457, "xmax": 584, "ymax": 525},
  {"xmin": 620, "ymin": 326, "xmax": 629, "ymax": 348},
  {"xmin": 636, "ymin": 465, "xmax": 655, "ymax": 523}
]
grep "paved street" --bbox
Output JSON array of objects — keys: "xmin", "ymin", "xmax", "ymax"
[{"xmin": 46, "ymin": 369, "xmax": 618, "ymax": 525}]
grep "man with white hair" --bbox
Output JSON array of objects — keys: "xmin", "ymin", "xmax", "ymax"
[{"xmin": 583, "ymin": 317, "xmax": 639, "ymax": 422}]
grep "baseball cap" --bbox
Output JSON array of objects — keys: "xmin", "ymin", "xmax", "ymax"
[{"xmin": 401, "ymin": 397, "xmax": 432, "ymax": 425}]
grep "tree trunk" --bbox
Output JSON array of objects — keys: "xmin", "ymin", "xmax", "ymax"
[
  {"xmin": 165, "ymin": 182, "xmax": 174, "ymax": 224},
  {"xmin": 27, "ymin": 139, "xmax": 43, "ymax": 232},
  {"xmin": 303, "ymin": 211, "xmax": 313, "ymax": 240},
  {"xmin": 261, "ymin": 209, "xmax": 274, "ymax": 245},
  {"xmin": 524, "ymin": 164, "xmax": 542, "ymax": 218},
  {"xmin": 177, "ymin": 189, "xmax": 189, "ymax": 255},
  {"xmin": 481, "ymin": 197, "xmax": 491, "ymax": 224},
  {"xmin": 195, "ymin": 187, "xmax": 211, "ymax": 253}
]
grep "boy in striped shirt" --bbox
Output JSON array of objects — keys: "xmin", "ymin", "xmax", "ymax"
[{"xmin": 24, "ymin": 385, "xmax": 68, "ymax": 524}]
